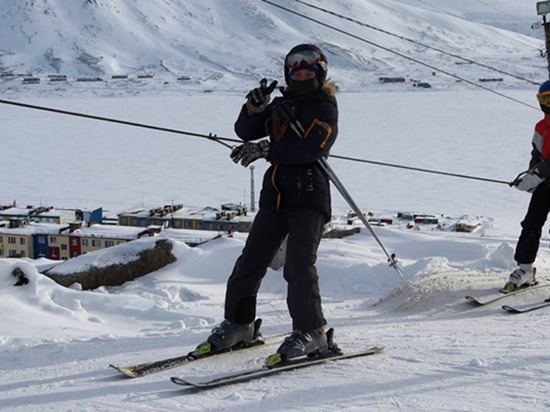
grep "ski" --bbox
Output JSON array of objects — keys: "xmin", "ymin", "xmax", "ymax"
[
  {"xmin": 465, "ymin": 282, "xmax": 546, "ymax": 306},
  {"xmin": 110, "ymin": 339, "xmax": 268, "ymax": 378},
  {"xmin": 502, "ymin": 298, "xmax": 550, "ymax": 313},
  {"xmin": 171, "ymin": 345, "xmax": 384, "ymax": 389},
  {"xmin": 110, "ymin": 320, "xmax": 283, "ymax": 378}
]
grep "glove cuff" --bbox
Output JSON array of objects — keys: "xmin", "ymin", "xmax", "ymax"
[
  {"xmin": 246, "ymin": 94, "xmax": 271, "ymax": 115},
  {"xmin": 246, "ymin": 101, "xmax": 264, "ymax": 114},
  {"xmin": 258, "ymin": 139, "xmax": 270, "ymax": 155}
]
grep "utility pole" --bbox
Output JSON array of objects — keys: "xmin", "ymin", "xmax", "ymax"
[
  {"xmin": 250, "ymin": 165, "xmax": 256, "ymax": 212},
  {"xmin": 537, "ymin": 1, "xmax": 550, "ymax": 78}
]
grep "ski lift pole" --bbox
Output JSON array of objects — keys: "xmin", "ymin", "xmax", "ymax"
[{"xmin": 317, "ymin": 157, "xmax": 404, "ymax": 279}]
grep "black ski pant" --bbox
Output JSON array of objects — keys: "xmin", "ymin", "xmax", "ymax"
[
  {"xmin": 514, "ymin": 183, "xmax": 550, "ymax": 264},
  {"xmin": 224, "ymin": 207, "xmax": 327, "ymax": 331}
]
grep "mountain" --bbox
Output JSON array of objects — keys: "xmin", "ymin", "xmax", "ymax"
[
  {"xmin": 390, "ymin": 0, "xmax": 544, "ymax": 38},
  {"xmin": 0, "ymin": 0, "xmax": 545, "ymax": 89}
]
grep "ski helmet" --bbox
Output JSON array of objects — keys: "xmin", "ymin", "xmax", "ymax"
[
  {"xmin": 537, "ymin": 80, "xmax": 550, "ymax": 113},
  {"xmin": 284, "ymin": 44, "xmax": 328, "ymax": 84}
]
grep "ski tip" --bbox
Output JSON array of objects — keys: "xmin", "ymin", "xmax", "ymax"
[
  {"xmin": 109, "ymin": 364, "xmax": 139, "ymax": 378},
  {"xmin": 501, "ymin": 305, "xmax": 520, "ymax": 313},
  {"xmin": 171, "ymin": 376, "xmax": 195, "ymax": 386},
  {"xmin": 109, "ymin": 364, "xmax": 123, "ymax": 373},
  {"xmin": 365, "ymin": 346, "xmax": 385, "ymax": 356}
]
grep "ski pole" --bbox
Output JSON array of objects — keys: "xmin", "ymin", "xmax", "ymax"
[
  {"xmin": 275, "ymin": 100, "xmax": 404, "ymax": 279},
  {"xmin": 316, "ymin": 157, "xmax": 404, "ymax": 279}
]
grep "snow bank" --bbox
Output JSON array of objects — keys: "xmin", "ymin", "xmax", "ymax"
[{"xmin": 47, "ymin": 237, "xmax": 169, "ymax": 276}]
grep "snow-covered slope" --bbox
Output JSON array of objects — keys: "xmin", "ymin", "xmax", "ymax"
[
  {"xmin": 0, "ymin": 0, "xmax": 544, "ymax": 89},
  {"xmin": 1, "ymin": 227, "xmax": 550, "ymax": 411}
]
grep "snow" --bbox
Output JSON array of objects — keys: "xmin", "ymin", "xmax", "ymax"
[
  {"xmin": 47, "ymin": 236, "xmax": 164, "ymax": 276},
  {"xmin": 0, "ymin": 222, "xmax": 67, "ymax": 236},
  {"xmin": 0, "ymin": 0, "xmax": 544, "ymax": 90},
  {"xmin": 2, "ymin": 0, "xmax": 550, "ymax": 411},
  {"xmin": 2, "ymin": 230, "xmax": 550, "ymax": 410},
  {"xmin": 70, "ymin": 224, "xmax": 150, "ymax": 240}
]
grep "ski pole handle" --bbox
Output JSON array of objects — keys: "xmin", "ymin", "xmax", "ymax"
[{"xmin": 509, "ymin": 161, "xmax": 545, "ymax": 187}]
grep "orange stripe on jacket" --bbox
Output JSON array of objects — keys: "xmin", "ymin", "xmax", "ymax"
[
  {"xmin": 271, "ymin": 165, "xmax": 281, "ymax": 211},
  {"xmin": 303, "ymin": 118, "xmax": 333, "ymax": 148}
]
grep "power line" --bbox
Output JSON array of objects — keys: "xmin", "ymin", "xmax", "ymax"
[
  {"xmin": 292, "ymin": 0, "xmax": 538, "ymax": 85},
  {"xmin": 261, "ymin": 0, "xmax": 539, "ymax": 111}
]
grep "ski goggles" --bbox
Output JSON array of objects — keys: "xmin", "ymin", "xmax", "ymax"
[
  {"xmin": 285, "ymin": 49, "xmax": 321, "ymax": 69},
  {"xmin": 537, "ymin": 91, "xmax": 550, "ymax": 106}
]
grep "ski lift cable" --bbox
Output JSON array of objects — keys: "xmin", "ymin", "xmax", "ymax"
[
  {"xmin": 260, "ymin": 0, "xmax": 539, "ymax": 111},
  {"xmin": 330, "ymin": 154, "xmax": 512, "ymax": 186},
  {"xmin": 292, "ymin": 0, "xmax": 538, "ymax": 85},
  {"xmin": 0, "ymin": 98, "xmax": 516, "ymax": 187},
  {"xmin": 0, "ymin": 98, "xmax": 240, "ymax": 148},
  {"xmin": 416, "ymin": 0, "xmax": 540, "ymax": 51},
  {"xmin": 472, "ymin": 0, "xmax": 533, "ymax": 26},
  {"xmin": 413, "ymin": 0, "xmax": 463, "ymax": 19}
]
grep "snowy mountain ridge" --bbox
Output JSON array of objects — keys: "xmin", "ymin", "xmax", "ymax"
[{"xmin": 0, "ymin": 0, "xmax": 545, "ymax": 90}]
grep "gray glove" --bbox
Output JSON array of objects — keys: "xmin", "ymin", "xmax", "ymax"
[
  {"xmin": 230, "ymin": 140, "xmax": 270, "ymax": 167},
  {"xmin": 246, "ymin": 78, "xmax": 278, "ymax": 114},
  {"xmin": 513, "ymin": 171, "xmax": 545, "ymax": 193}
]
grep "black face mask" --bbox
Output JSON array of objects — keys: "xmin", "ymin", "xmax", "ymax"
[
  {"xmin": 288, "ymin": 77, "xmax": 320, "ymax": 97},
  {"xmin": 541, "ymin": 104, "xmax": 550, "ymax": 115}
]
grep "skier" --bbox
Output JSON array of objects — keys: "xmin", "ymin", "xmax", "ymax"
[
  {"xmin": 197, "ymin": 44, "xmax": 339, "ymax": 361},
  {"xmin": 504, "ymin": 80, "xmax": 550, "ymax": 291}
]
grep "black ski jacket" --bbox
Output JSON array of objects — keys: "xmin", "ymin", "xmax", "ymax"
[{"xmin": 234, "ymin": 82, "xmax": 338, "ymax": 221}]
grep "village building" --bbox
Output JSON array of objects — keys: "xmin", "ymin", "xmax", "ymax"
[
  {"xmin": 69, "ymin": 225, "xmax": 151, "ymax": 256},
  {"xmin": 0, "ymin": 206, "xmax": 36, "ymax": 222},
  {"xmin": 118, "ymin": 203, "xmax": 253, "ymax": 233},
  {"xmin": 33, "ymin": 208, "xmax": 76, "ymax": 224},
  {"xmin": 0, "ymin": 205, "xmax": 102, "ymax": 225},
  {"xmin": 0, "ymin": 202, "xmax": 254, "ymax": 261},
  {"xmin": 0, "ymin": 220, "xmax": 68, "ymax": 259}
]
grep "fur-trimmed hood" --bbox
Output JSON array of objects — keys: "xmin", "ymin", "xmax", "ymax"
[{"xmin": 321, "ymin": 80, "xmax": 338, "ymax": 96}]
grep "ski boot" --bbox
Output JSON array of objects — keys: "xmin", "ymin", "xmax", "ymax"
[
  {"xmin": 502, "ymin": 265, "xmax": 537, "ymax": 292},
  {"xmin": 277, "ymin": 328, "xmax": 328, "ymax": 359},
  {"xmin": 194, "ymin": 318, "xmax": 263, "ymax": 357},
  {"xmin": 265, "ymin": 327, "xmax": 328, "ymax": 367},
  {"xmin": 266, "ymin": 327, "xmax": 342, "ymax": 367}
]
